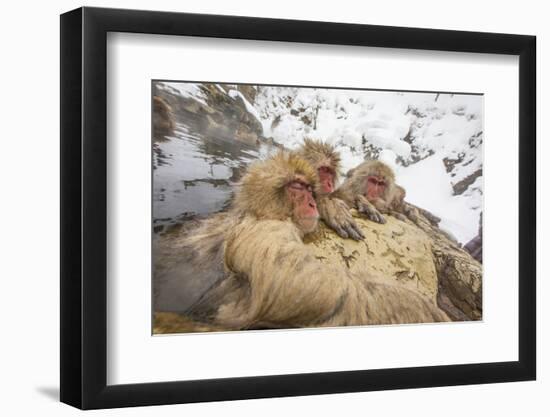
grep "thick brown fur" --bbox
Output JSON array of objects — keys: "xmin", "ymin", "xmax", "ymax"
[
  {"xmin": 382, "ymin": 184, "xmax": 420, "ymax": 223},
  {"xmin": 152, "ymin": 96, "xmax": 175, "ymax": 139},
  {"xmin": 296, "ymin": 138, "xmax": 342, "ymax": 183},
  {"xmin": 336, "ymin": 160, "xmax": 419, "ymax": 224},
  {"xmin": 153, "ymin": 212, "xmax": 236, "ymax": 313},
  {"xmin": 233, "ymin": 152, "xmax": 318, "ymax": 229},
  {"xmin": 295, "ymin": 139, "xmax": 364, "ymax": 240},
  {"xmin": 156, "ymin": 152, "xmax": 450, "ymax": 329},
  {"xmin": 154, "ymin": 153, "xmax": 318, "ymax": 314}
]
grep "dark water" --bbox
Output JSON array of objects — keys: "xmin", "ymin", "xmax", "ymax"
[{"xmin": 152, "ymin": 120, "xmax": 272, "ymax": 234}]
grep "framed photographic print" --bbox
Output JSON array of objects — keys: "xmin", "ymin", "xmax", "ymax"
[{"xmin": 60, "ymin": 6, "xmax": 536, "ymax": 410}]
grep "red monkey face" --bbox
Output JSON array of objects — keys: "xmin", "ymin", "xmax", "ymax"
[
  {"xmin": 365, "ymin": 176, "xmax": 387, "ymax": 202},
  {"xmin": 317, "ymin": 166, "xmax": 335, "ymax": 194},
  {"xmin": 286, "ymin": 177, "xmax": 319, "ymax": 234}
]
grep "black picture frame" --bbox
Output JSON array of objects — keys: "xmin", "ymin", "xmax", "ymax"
[{"xmin": 60, "ymin": 6, "xmax": 536, "ymax": 410}]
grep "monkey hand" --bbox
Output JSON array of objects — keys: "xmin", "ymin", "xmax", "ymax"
[
  {"xmin": 392, "ymin": 212, "xmax": 409, "ymax": 222},
  {"xmin": 403, "ymin": 204, "xmax": 423, "ymax": 225},
  {"xmin": 405, "ymin": 211, "xmax": 419, "ymax": 224},
  {"xmin": 356, "ymin": 195, "xmax": 386, "ymax": 224},
  {"xmin": 317, "ymin": 196, "xmax": 365, "ymax": 240}
]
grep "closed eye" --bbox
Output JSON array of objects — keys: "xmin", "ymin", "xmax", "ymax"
[
  {"xmin": 289, "ymin": 181, "xmax": 313, "ymax": 193},
  {"xmin": 368, "ymin": 178, "xmax": 386, "ymax": 186}
]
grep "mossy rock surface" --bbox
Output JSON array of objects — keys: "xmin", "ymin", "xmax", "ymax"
[
  {"xmin": 307, "ymin": 210, "xmax": 482, "ymax": 321},
  {"xmin": 305, "ymin": 212, "xmax": 439, "ymax": 302}
]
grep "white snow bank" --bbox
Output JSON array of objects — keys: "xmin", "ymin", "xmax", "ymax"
[{"xmin": 394, "ymin": 153, "xmax": 481, "ymax": 244}]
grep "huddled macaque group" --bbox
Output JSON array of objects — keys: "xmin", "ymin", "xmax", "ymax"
[{"xmin": 155, "ymin": 139, "xmax": 451, "ymax": 329}]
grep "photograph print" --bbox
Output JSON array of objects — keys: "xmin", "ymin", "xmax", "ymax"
[{"xmin": 152, "ymin": 81, "xmax": 483, "ymax": 334}]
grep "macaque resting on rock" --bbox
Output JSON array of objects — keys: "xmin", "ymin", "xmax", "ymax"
[
  {"xmin": 335, "ymin": 160, "xmax": 419, "ymax": 225},
  {"xmin": 155, "ymin": 152, "xmax": 449, "ymax": 330},
  {"xmin": 152, "ymin": 96, "xmax": 175, "ymax": 139}
]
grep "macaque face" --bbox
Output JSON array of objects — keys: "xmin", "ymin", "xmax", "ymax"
[
  {"xmin": 318, "ymin": 166, "xmax": 335, "ymax": 194},
  {"xmin": 365, "ymin": 176, "xmax": 387, "ymax": 202},
  {"xmin": 286, "ymin": 176, "xmax": 319, "ymax": 234}
]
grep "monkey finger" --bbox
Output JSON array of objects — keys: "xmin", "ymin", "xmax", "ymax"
[
  {"xmin": 351, "ymin": 223, "xmax": 366, "ymax": 239},
  {"xmin": 396, "ymin": 213, "xmax": 408, "ymax": 222},
  {"xmin": 359, "ymin": 206, "xmax": 385, "ymax": 224},
  {"xmin": 334, "ymin": 211, "xmax": 364, "ymax": 240},
  {"xmin": 365, "ymin": 209, "xmax": 385, "ymax": 224},
  {"xmin": 335, "ymin": 225, "xmax": 349, "ymax": 239},
  {"xmin": 357, "ymin": 205, "xmax": 370, "ymax": 216},
  {"xmin": 343, "ymin": 220, "xmax": 365, "ymax": 240},
  {"xmin": 346, "ymin": 224, "xmax": 364, "ymax": 240}
]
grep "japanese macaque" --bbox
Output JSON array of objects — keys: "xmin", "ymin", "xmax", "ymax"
[
  {"xmin": 154, "ymin": 152, "xmax": 449, "ymax": 329},
  {"xmin": 296, "ymin": 139, "xmax": 364, "ymax": 240},
  {"xmin": 336, "ymin": 160, "xmax": 419, "ymax": 224},
  {"xmin": 381, "ymin": 184, "xmax": 421, "ymax": 223},
  {"xmin": 152, "ymin": 96, "xmax": 175, "ymax": 139}
]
